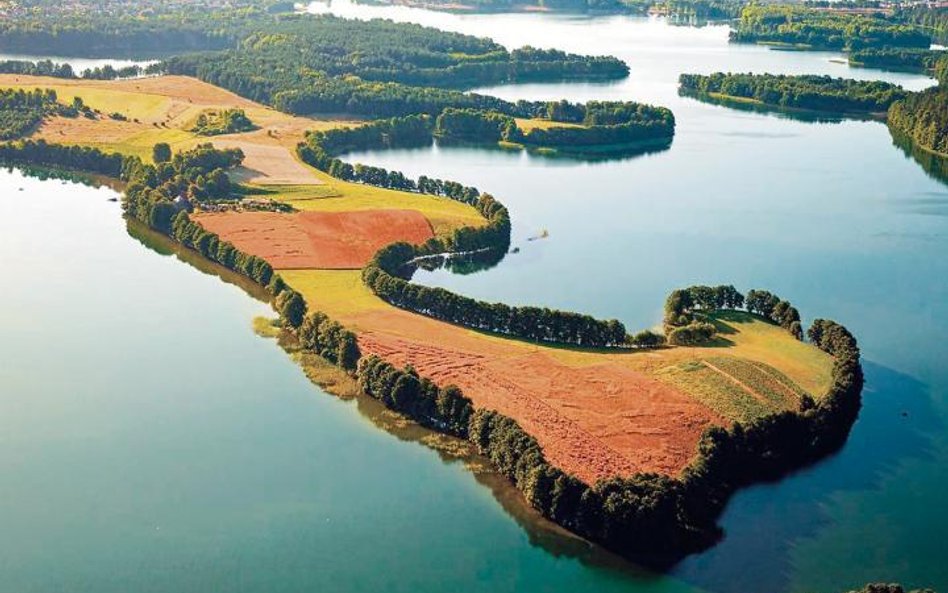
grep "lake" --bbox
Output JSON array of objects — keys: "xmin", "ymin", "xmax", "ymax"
[{"xmin": 2, "ymin": 5, "xmax": 947, "ymax": 593}]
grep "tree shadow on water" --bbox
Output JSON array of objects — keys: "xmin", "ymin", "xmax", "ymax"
[{"xmin": 671, "ymin": 361, "xmax": 942, "ymax": 593}]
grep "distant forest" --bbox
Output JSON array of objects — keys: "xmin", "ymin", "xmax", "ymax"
[
  {"xmin": 679, "ymin": 73, "xmax": 907, "ymax": 114},
  {"xmin": 730, "ymin": 5, "xmax": 931, "ymax": 50}
]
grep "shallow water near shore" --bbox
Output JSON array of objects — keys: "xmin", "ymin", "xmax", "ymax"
[{"xmin": 1, "ymin": 6, "xmax": 948, "ymax": 593}]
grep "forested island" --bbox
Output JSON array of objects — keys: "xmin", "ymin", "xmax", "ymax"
[
  {"xmin": 433, "ymin": 102, "xmax": 675, "ymax": 155},
  {"xmin": 679, "ymin": 72, "xmax": 907, "ymax": 115},
  {"xmin": 730, "ymin": 4, "xmax": 931, "ymax": 50},
  {"xmin": 888, "ymin": 86, "xmax": 948, "ymax": 157}
]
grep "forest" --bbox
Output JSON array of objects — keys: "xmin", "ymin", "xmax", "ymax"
[
  {"xmin": 730, "ymin": 5, "xmax": 931, "ymax": 50},
  {"xmin": 0, "ymin": 59, "xmax": 162, "ymax": 80},
  {"xmin": 896, "ymin": 5, "xmax": 948, "ymax": 44},
  {"xmin": 888, "ymin": 86, "xmax": 948, "ymax": 157},
  {"xmin": 191, "ymin": 109, "xmax": 255, "ymax": 136},
  {"xmin": 161, "ymin": 16, "xmax": 627, "ymax": 118},
  {"xmin": 679, "ymin": 72, "xmax": 908, "ymax": 113}
]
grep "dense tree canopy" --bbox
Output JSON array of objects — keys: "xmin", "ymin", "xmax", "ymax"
[
  {"xmin": 888, "ymin": 87, "xmax": 948, "ymax": 157},
  {"xmin": 895, "ymin": 5, "xmax": 948, "ymax": 44},
  {"xmin": 730, "ymin": 4, "xmax": 931, "ymax": 50},
  {"xmin": 680, "ymin": 72, "xmax": 908, "ymax": 113}
]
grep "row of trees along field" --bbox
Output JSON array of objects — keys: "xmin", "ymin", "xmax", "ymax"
[
  {"xmin": 663, "ymin": 285, "xmax": 803, "ymax": 344},
  {"xmin": 433, "ymin": 103, "xmax": 676, "ymax": 148},
  {"xmin": 730, "ymin": 4, "xmax": 931, "ymax": 50},
  {"xmin": 679, "ymin": 73, "xmax": 908, "ymax": 113},
  {"xmin": 896, "ymin": 5, "xmax": 948, "ymax": 44}
]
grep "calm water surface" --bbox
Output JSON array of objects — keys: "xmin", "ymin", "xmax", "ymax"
[{"xmin": 1, "ymin": 6, "xmax": 947, "ymax": 593}]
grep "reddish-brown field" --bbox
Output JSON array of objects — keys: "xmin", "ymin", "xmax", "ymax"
[
  {"xmin": 359, "ymin": 329, "xmax": 724, "ymax": 483},
  {"xmin": 194, "ymin": 210, "xmax": 434, "ymax": 269}
]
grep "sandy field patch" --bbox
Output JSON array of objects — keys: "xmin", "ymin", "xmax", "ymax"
[{"xmin": 195, "ymin": 209, "xmax": 434, "ymax": 269}]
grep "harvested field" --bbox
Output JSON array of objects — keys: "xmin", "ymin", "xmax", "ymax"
[
  {"xmin": 195, "ymin": 209, "xmax": 434, "ymax": 269},
  {"xmin": 213, "ymin": 139, "xmax": 323, "ymax": 185}
]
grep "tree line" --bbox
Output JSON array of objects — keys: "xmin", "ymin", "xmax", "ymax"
[
  {"xmin": 664, "ymin": 285, "xmax": 805, "ymax": 344},
  {"xmin": 0, "ymin": 138, "xmax": 129, "ymax": 176},
  {"xmin": 730, "ymin": 4, "xmax": 931, "ymax": 51},
  {"xmin": 887, "ymin": 86, "xmax": 948, "ymax": 157},
  {"xmin": 679, "ymin": 72, "xmax": 908, "ymax": 114}
]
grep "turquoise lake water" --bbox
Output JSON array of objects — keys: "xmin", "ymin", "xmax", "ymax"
[{"xmin": 1, "ymin": 6, "xmax": 947, "ymax": 592}]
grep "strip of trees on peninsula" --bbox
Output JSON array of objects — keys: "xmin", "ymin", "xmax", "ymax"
[{"xmin": 679, "ymin": 72, "xmax": 908, "ymax": 114}]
